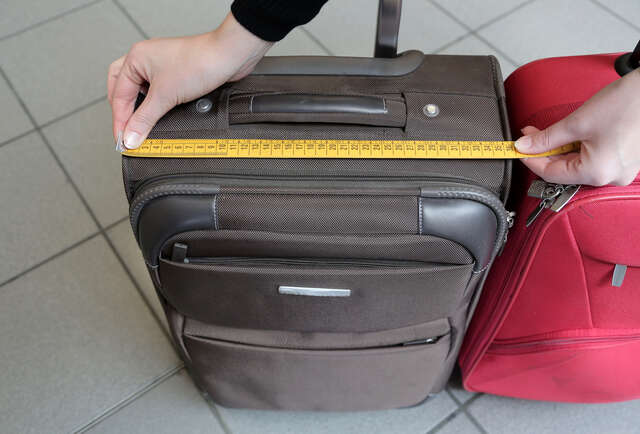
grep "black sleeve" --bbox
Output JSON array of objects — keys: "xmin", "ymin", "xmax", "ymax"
[{"xmin": 231, "ymin": 0, "xmax": 329, "ymax": 42}]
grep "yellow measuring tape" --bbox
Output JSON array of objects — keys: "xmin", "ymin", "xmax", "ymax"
[{"xmin": 121, "ymin": 139, "xmax": 580, "ymax": 159}]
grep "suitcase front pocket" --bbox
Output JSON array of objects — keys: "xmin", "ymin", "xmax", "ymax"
[
  {"xmin": 181, "ymin": 319, "xmax": 451, "ymax": 410},
  {"xmin": 158, "ymin": 254, "xmax": 474, "ymax": 332}
]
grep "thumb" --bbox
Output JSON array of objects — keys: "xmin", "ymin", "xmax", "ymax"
[
  {"xmin": 122, "ymin": 87, "xmax": 173, "ymax": 149},
  {"xmin": 515, "ymin": 117, "xmax": 578, "ymax": 155}
]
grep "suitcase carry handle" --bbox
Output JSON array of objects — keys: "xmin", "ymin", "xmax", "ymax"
[
  {"xmin": 227, "ymin": 93, "xmax": 407, "ymax": 128},
  {"xmin": 250, "ymin": 50, "xmax": 422, "ymax": 76}
]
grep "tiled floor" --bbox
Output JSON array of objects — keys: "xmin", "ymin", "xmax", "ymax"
[{"xmin": 0, "ymin": 0, "xmax": 638, "ymax": 433}]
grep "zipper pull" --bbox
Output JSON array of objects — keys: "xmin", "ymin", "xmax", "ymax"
[{"xmin": 525, "ymin": 181, "xmax": 581, "ymax": 227}]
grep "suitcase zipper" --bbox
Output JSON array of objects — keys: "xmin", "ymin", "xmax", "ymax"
[
  {"xmin": 461, "ymin": 181, "xmax": 640, "ymax": 369},
  {"xmin": 182, "ymin": 256, "xmax": 430, "ymax": 268},
  {"xmin": 525, "ymin": 181, "xmax": 580, "ymax": 227},
  {"xmin": 130, "ymin": 175, "xmax": 511, "ymax": 247},
  {"xmin": 489, "ymin": 334, "xmax": 640, "ymax": 355}
]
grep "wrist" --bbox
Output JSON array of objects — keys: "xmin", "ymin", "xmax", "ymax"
[{"xmin": 211, "ymin": 12, "xmax": 272, "ymax": 58}]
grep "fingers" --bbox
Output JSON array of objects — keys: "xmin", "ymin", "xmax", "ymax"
[
  {"xmin": 122, "ymin": 85, "xmax": 174, "ymax": 149},
  {"xmin": 520, "ymin": 153, "xmax": 589, "ymax": 184},
  {"xmin": 515, "ymin": 116, "xmax": 579, "ymax": 155},
  {"xmin": 107, "ymin": 56, "xmax": 124, "ymax": 104},
  {"xmin": 110, "ymin": 57, "xmax": 146, "ymax": 143}
]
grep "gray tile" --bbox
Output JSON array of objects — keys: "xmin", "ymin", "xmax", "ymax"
[
  {"xmin": 88, "ymin": 370, "xmax": 224, "ymax": 434},
  {"xmin": 117, "ymin": 0, "xmax": 232, "ymax": 38},
  {"xmin": 398, "ymin": 0, "xmax": 468, "ymax": 54},
  {"xmin": 43, "ymin": 99, "xmax": 128, "ymax": 227},
  {"xmin": 438, "ymin": 34, "xmax": 517, "ymax": 78},
  {"xmin": 305, "ymin": 0, "xmax": 467, "ymax": 57},
  {"xmin": 0, "ymin": 236, "xmax": 180, "ymax": 434},
  {"xmin": 468, "ymin": 394, "xmax": 640, "ymax": 434},
  {"xmin": 218, "ymin": 393, "xmax": 458, "ymax": 434},
  {"xmin": 0, "ymin": 1, "xmax": 142, "ymax": 125},
  {"xmin": 107, "ymin": 220, "xmax": 167, "ymax": 331},
  {"xmin": 432, "ymin": 0, "xmax": 531, "ymax": 29},
  {"xmin": 478, "ymin": 0, "xmax": 639, "ymax": 67},
  {"xmin": 446, "ymin": 370, "xmax": 476, "ymax": 405},
  {"xmin": 0, "ymin": 133, "xmax": 96, "ymax": 283},
  {"xmin": 0, "ymin": 74, "xmax": 32, "ymax": 143},
  {"xmin": 437, "ymin": 412, "xmax": 481, "ymax": 434},
  {"xmin": 593, "ymin": 0, "xmax": 640, "ymax": 30},
  {"xmin": 0, "ymin": 0, "xmax": 96, "ymax": 39}
]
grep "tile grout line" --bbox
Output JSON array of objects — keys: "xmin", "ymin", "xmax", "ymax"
[
  {"xmin": 589, "ymin": 0, "xmax": 640, "ymax": 33},
  {"xmin": 72, "ymin": 364, "xmax": 185, "ymax": 433},
  {"xmin": 0, "ymin": 216, "xmax": 128, "ymax": 289},
  {"xmin": 0, "ymin": 128, "xmax": 37, "ymax": 149},
  {"xmin": 184, "ymin": 372, "xmax": 234, "ymax": 434},
  {"xmin": 431, "ymin": 31, "xmax": 474, "ymax": 54},
  {"xmin": 39, "ymin": 95, "xmax": 108, "ymax": 129},
  {"xmin": 112, "ymin": 0, "xmax": 150, "ymax": 39},
  {"xmin": 0, "ymin": 67, "xmax": 174, "ymax": 346},
  {"xmin": 300, "ymin": 26, "xmax": 335, "ymax": 56},
  {"xmin": 427, "ymin": 392, "xmax": 487, "ymax": 434},
  {"xmin": 0, "ymin": 95, "xmax": 107, "ymax": 150},
  {"xmin": 0, "ymin": 0, "xmax": 106, "ymax": 42}
]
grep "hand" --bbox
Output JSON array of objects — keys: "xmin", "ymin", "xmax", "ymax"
[
  {"xmin": 515, "ymin": 69, "xmax": 640, "ymax": 186},
  {"xmin": 107, "ymin": 12, "xmax": 272, "ymax": 149}
]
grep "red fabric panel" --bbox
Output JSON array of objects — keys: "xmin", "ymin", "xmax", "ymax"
[
  {"xmin": 470, "ymin": 338, "xmax": 640, "ymax": 403},
  {"xmin": 496, "ymin": 215, "xmax": 593, "ymax": 340},
  {"xmin": 461, "ymin": 52, "xmax": 640, "ymax": 403}
]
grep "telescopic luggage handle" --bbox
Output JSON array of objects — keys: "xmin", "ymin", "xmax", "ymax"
[
  {"xmin": 615, "ymin": 39, "xmax": 640, "ymax": 76},
  {"xmin": 375, "ymin": 0, "xmax": 402, "ymax": 58}
]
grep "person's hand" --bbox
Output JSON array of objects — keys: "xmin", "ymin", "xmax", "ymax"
[
  {"xmin": 515, "ymin": 69, "xmax": 640, "ymax": 186},
  {"xmin": 107, "ymin": 12, "xmax": 272, "ymax": 150}
]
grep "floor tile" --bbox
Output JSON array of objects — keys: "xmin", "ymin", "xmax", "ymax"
[
  {"xmin": 438, "ymin": 34, "xmax": 517, "ymax": 78},
  {"xmin": 468, "ymin": 394, "xmax": 640, "ymax": 434},
  {"xmin": 0, "ymin": 133, "xmax": 96, "ymax": 283},
  {"xmin": 593, "ymin": 0, "xmax": 640, "ymax": 30},
  {"xmin": 116, "ymin": 0, "xmax": 232, "ymax": 38},
  {"xmin": 0, "ymin": 1, "xmax": 142, "ymax": 125},
  {"xmin": 116, "ymin": 0, "xmax": 327, "ymax": 59},
  {"xmin": 436, "ymin": 412, "xmax": 481, "ymax": 434},
  {"xmin": 398, "ymin": 0, "xmax": 468, "ymax": 54},
  {"xmin": 0, "ymin": 74, "xmax": 32, "ymax": 143},
  {"xmin": 447, "ymin": 370, "xmax": 476, "ymax": 405},
  {"xmin": 0, "ymin": 236, "xmax": 179, "ymax": 434},
  {"xmin": 305, "ymin": 0, "xmax": 467, "ymax": 57},
  {"xmin": 431, "ymin": 0, "xmax": 531, "ymax": 29},
  {"xmin": 107, "ymin": 220, "xmax": 167, "ymax": 331},
  {"xmin": 43, "ymin": 99, "xmax": 128, "ymax": 227},
  {"xmin": 478, "ymin": 0, "xmax": 639, "ymax": 66},
  {"xmin": 218, "ymin": 392, "xmax": 457, "ymax": 434},
  {"xmin": 0, "ymin": 0, "xmax": 97, "ymax": 40},
  {"xmin": 88, "ymin": 370, "xmax": 224, "ymax": 434}
]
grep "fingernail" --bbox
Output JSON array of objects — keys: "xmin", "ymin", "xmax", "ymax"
[
  {"xmin": 515, "ymin": 135, "xmax": 532, "ymax": 152},
  {"xmin": 115, "ymin": 131, "xmax": 124, "ymax": 152},
  {"xmin": 124, "ymin": 131, "xmax": 142, "ymax": 149}
]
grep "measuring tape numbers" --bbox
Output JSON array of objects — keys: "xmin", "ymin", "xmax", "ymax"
[{"xmin": 121, "ymin": 139, "xmax": 580, "ymax": 159}]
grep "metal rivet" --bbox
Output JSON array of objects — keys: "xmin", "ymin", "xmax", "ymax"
[
  {"xmin": 423, "ymin": 103, "xmax": 439, "ymax": 117},
  {"xmin": 195, "ymin": 98, "xmax": 213, "ymax": 113}
]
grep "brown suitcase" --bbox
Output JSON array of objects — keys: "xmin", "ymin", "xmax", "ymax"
[{"xmin": 122, "ymin": 0, "xmax": 512, "ymax": 411}]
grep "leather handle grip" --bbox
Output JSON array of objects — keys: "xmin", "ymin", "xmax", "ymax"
[
  {"xmin": 228, "ymin": 94, "xmax": 406, "ymax": 128},
  {"xmin": 249, "ymin": 95, "xmax": 388, "ymax": 115}
]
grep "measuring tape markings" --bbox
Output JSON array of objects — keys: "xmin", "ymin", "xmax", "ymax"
[{"xmin": 122, "ymin": 139, "xmax": 580, "ymax": 159}]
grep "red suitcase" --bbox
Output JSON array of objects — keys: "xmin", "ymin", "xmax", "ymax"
[{"xmin": 459, "ymin": 43, "xmax": 640, "ymax": 403}]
